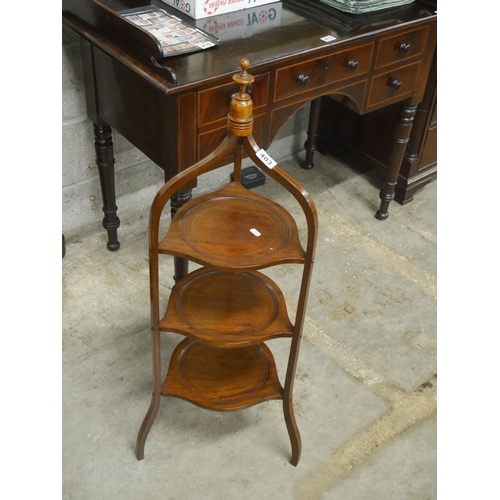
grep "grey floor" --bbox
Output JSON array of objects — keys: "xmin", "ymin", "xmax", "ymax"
[{"xmin": 62, "ymin": 150, "xmax": 437, "ymax": 499}]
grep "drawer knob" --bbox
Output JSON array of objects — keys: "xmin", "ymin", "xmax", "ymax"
[
  {"xmin": 346, "ymin": 60, "xmax": 359, "ymax": 72},
  {"xmin": 390, "ymin": 79, "xmax": 403, "ymax": 91},
  {"xmin": 296, "ymin": 74, "xmax": 310, "ymax": 86},
  {"xmin": 398, "ymin": 42, "xmax": 412, "ymax": 54}
]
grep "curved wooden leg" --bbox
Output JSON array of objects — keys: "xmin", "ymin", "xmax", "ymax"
[
  {"xmin": 375, "ymin": 102, "xmax": 417, "ymax": 220},
  {"xmin": 283, "ymin": 397, "xmax": 302, "ymax": 466},
  {"xmin": 302, "ymin": 98, "xmax": 322, "ymax": 170},
  {"xmin": 136, "ymin": 324, "xmax": 163, "ymax": 460},
  {"xmin": 135, "ymin": 392, "xmax": 161, "ymax": 460},
  {"xmin": 94, "ymin": 123, "xmax": 120, "ymax": 251}
]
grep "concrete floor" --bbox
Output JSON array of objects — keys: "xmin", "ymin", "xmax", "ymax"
[{"xmin": 62, "ymin": 150, "xmax": 437, "ymax": 499}]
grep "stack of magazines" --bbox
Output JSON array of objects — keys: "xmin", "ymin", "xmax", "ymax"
[{"xmin": 319, "ymin": 0, "xmax": 414, "ymax": 14}]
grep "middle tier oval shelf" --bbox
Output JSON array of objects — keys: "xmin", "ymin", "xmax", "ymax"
[
  {"xmin": 160, "ymin": 267, "xmax": 294, "ymax": 347},
  {"xmin": 158, "ymin": 182, "xmax": 306, "ymax": 270}
]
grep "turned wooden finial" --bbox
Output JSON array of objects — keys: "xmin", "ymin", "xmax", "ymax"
[
  {"xmin": 233, "ymin": 58, "xmax": 254, "ymax": 91},
  {"xmin": 228, "ymin": 59, "xmax": 255, "ymax": 137}
]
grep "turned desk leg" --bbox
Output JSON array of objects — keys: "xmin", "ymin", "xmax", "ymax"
[
  {"xmin": 375, "ymin": 101, "xmax": 418, "ymax": 220},
  {"xmin": 170, "ymin": 188, "xmax": 192, "ymax": 282},
  {"xmin": 302, "ymin": 97, "xmax": 322, "ymax": 170},
  {"xmin": 94, "ymin": 123, "xmax": 120, "ymax": 251}
]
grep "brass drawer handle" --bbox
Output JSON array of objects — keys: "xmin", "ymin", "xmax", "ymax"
[
  {"xmin": 398, "ymin": 42, "xmax": 412, "ymax": 54},
  {"xmin": 390, "ymin": 79, "xmax": 403, "ymax": 91},
  {"xmin": 296, "ymin": 74, "xmax": 310, "ymax": 86},
  {"xmin": 346, "ymin": 60, "xmax": 359, "ymax": 72}
]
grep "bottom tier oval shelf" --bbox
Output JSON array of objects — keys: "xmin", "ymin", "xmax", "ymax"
[{"xmin": 161, "ymin": 338, "xmax": 283, "ymax": 411}]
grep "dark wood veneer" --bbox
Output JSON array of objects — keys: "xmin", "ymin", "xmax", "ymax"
[{"xmin": 315, "ymin": 47, "xmax": 437, "ymax": 203}]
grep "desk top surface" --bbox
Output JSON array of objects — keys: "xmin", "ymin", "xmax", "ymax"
[{"xmin": 63, "ymin": 0, "xmax": 436, "ymax": 91}]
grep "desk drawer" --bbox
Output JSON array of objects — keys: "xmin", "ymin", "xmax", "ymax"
[
  {"xmin": 198, "ymin": 73, "xmax": 269, "ymax": 126},
  {"xmin": 367, "ymin": 62, "xmax": 420, "ymax": 108},
  {"xmin": 375, "ymin": 26, "xmax": 428, "ymax": 69},
  {"xmin": 274, "ymin": 43, "xmax": 373, "ymax": 102}
]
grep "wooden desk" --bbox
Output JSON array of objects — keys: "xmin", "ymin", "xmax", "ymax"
[{"xmin": 62, "ymin": 0, "xmax": 437, "ymax": 256}]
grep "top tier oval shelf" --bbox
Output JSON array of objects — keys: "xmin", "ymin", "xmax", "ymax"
[{"xmin": 158, "ymin": 182, "xmax": 306, "ymax": 271}]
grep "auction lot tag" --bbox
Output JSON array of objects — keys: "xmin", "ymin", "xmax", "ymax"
[{"xmin": 256, "ymin": 149, "xmax": 277, "ymax": 169}]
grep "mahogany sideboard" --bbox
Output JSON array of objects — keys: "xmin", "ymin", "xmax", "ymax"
[
  {"xmin": 62, "ymin": 0, "xmax": 437, "ymax": 258},
  {"xmin": 312, "ymin": 44, "xmax": 436, "ymax": 204}
]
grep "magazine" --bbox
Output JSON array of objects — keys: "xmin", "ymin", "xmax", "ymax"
[{"xmin": 121, "ymin": 7, "xmax": 219, "ymax": 57}]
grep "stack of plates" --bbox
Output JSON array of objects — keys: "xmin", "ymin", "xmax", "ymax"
[{"xmin": 319, "ymin": 0, "xmax": 415, "ymax": 14}]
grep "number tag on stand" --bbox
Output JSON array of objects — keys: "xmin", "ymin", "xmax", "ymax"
[{"xmin": 256, "ymin": 149, "xmax": 277, "ymax": 169}]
